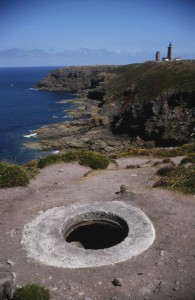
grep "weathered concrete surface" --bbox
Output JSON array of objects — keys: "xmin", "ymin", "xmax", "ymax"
[{"xmin": 21, "ymin": 202, "xmax": 155, "ymax": 268}]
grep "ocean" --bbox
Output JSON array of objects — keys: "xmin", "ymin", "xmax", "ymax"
[{"xmin": 0, "ymin": 66, "xmax": 77, "ymax": 164}]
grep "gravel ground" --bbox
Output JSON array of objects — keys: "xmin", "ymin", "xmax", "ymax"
[{"xmin": 0, "ymin": 157, "xmax": 194, "ymax": 300}]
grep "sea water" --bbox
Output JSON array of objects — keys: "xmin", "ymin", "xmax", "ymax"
[{"xmin": 0, "ymin": 66, "xmax": 77, "ymax": 164}]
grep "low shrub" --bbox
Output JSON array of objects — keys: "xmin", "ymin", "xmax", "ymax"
[
  {"xmin": 119, "ymin": 148, "xmax": 150, "ymax": 157},
  {"xmin": 78, "ymin": 151, "xmax": 109, "ymax": 169},
  {"xmin": 162, "ymin": 158, "xmax": 172, "ymax": 163},
  {"xmin": 165, "ymin": 165, "xmax": 195, "ymax": 194},
  {"xmin": 154, "ymin": 165, "xmax": 195, "ymax": 194},
  {"xmin": 24, "ymin": 160, "xmax": 39, "ymax": 178},
  {"xmin": 126, "ymin": 164, "xmax": 140, "ymax": 169},
  {"xmin": 153, "ymin": 159, "xmax": 175, "ymax": 167},
  {"xmin": 180, "ymin": 153, "xmax": 195, "ymax": 165},
  {"xmin": 0, "ymin": 162, "xmax": 8, "ymax": 174},
  {"xmin": 37, "ymin": 151, "xmax": 109, "ymax": 170},
  {"xmin": 117, "ymin": 144, "xmax": 195, "ymax": 159},
  {"xmin": 61, "ymin": 152, "xmax": 78, "ymax": 163},
  {"xmin": 150, "ymin": 148, "xmax": 176, "ymax": 157},
  {"xmin": 0, "ymin": 163, "xmax": 29, "ymax": 188},
  {"xmin": 153, "ymin": 144, "xmax": 195, "ymax": 157},
  {"xmin": 180, "ymin": 143, "xmax": 195, "ymax": 153},
  {"xmin": 153, "ymin": 161, "xmax": 160, "ymax": 167},
  {"xmin": 153, "ymin": 178, "xmax": 166, "ymax": 187},
  {"xmin": 156, "ymin": 166, "xmax": 175, "ymax": 176},
  {"xmin": 14, "ymin": 283, "xmax": 50, "ymax": 300},
  {"xmin": 37, "ymin": 154, "xmax": 63, "ymax": 168}
]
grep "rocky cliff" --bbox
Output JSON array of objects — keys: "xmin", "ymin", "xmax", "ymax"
[
  {"xmin": 36, "ymin": 65, "xmax": 117, "ymax": 97},
  {"xmin": 36, "ymin": 61, "xmax": 195, "ymax": 149},
  {"xmin": 104, "ymin": 61, "xmax": 195, "ymax": 146},
  {"xmin": 110, "ymin": 90, "xmax": 195, "ymax": 146}
]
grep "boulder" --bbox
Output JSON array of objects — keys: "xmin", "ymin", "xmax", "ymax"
[{"xmin": 0, "ymin": 264, "xmax": 15, "ymax": 300}]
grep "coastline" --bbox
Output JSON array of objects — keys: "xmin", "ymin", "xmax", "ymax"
[
  {"xmin": 24, "ymin": 61, "xmax": 195, "ymax": 157},
  {"xmin": 25, "ymin": 64, "xmax": 132, "ymax": 155},
  {"xmin": 25, "ymin": 96, "xmax": 131, "ymax": 155}
]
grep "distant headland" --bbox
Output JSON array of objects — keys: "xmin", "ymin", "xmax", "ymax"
[{"xmin": 27, "ymin": 60, "xmax": 195, "ymax": 154}]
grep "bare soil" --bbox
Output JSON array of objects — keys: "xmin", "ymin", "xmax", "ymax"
[{"xmin": 0, "ymin": 157, "xmax": 194, "ymax": 300}]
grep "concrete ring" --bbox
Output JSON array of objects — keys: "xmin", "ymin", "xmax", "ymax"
[{"xmin": 21, "ymin": 201, "xmax": 155, "ymax": 268}]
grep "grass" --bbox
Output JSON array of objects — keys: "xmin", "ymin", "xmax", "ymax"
[
  {"xmin": 1, "ymin": 145, "xmax": 194, "ymax": 192},
  {"xmin": 110, "ymin": 144, "xmax": 195, "ymax": 194},
  {"xmin": 154, "ymin": 165, "xmax": 195, "ymax": 194},
  {"xmin": 114, "ymin": 143, "xmax": 195, "ymax": 195},
  {"xmin": 37, "ymin": 150, "xmax": 110, "ymax": 170},
  {"xmin": 0, "ymin": 162, "xmax": 29, "ymax": 188},
  {"xmin": 14, "ymin": 283, "xmax": 50, "ymax": 300},
  {"xmin": 180, "ymin": 153, "xmax": 195, "ymax": 164},
  {"xmin": 0, "ymin": 151, "xmax": 110, "ymax": 188},
  {"xmin": 154, "ymin": 149, "xmax": 195, "ymax": 194},
  {"xmin": 156, "ymin": 166, "xmax": 175, "ymax": 176},
  {"xmin": 77, "ymin": 151, "xmax": 109, "ymax": 169},
  {"xmin": 106, "ymin": 60, "xmax": 195, "ymax": 104},
  {"xmin": 115, "ymin": 144, "xmax": 195, "ymax": 158}
]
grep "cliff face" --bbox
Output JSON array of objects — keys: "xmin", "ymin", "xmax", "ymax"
[
  {"xmin": 103, "ymin": 61, "xmax": 195, "ymax": 146},
  {"xmin": 36, "ymin": 65, "xmax": 117, "ymax": 96},
  {"xmin": 111, "ymin": 90, "xmax": 195, "ymax": 146},
  {"xmin": 36, "ymin": 61, "xmax": 195, "ymax": 147}
]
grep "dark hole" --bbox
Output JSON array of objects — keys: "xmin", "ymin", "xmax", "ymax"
[{"xmin": 65, "ymin": 219, "xmax": 129, "ymax": 250}]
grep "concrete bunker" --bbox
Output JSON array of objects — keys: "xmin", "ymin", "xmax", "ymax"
[{"xmin": 21, "ymin": 201, "xmax": 155, "ymax": 268}]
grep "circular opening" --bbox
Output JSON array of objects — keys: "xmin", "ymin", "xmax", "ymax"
[
  {"xmin": 22, "ymin": 202, "xmax": 156, "ymax": 268},
  {"xmin": 64, "ymin": 212, "xmax": 129, "ymax": 250}
]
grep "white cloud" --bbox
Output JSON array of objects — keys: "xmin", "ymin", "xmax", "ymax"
[
  {"xmin": 0, "ymin": 47, "xmax": 168, "ymax": 66},
  {"xmin": 0, "ymin": 47, "xmax": 154, "ymax": 58},
  {"xmin": 0, "ymin": 48, "xmax": 47, "ymax": 57}
]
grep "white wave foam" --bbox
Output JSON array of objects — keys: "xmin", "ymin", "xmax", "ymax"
[{"xmin": 23, "ymin": 133, "xmax": 37, "ymax": 138}]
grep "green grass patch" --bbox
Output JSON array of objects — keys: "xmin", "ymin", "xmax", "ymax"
[
  {"xmin": 24, "ymin": 160, "xmax": 39, "ymax": 178},
  {"xmin": 37, "ymin": 151, "xmax": 109, "ymax": 170},
  {"xmin": 154, "ymin": 149, "xmax": 195, "ymax": 194},
  {"xmin": 0, "ymin": 150, "xmax": 110, "ymax": 187},
  {"xmin": 117, "ymin": 147, "xmax": 151, "ymax": 157},
  {"xmin": 37, "ymin": 154, "xmax": 66, "ymax": 168},
  {"xmin": 0, "ymin": 162, "xmax": 29, "ymax": 188},
  {"xmin": 106, "ymin": 60, "xmax": 195, "ymax": 103},
  {"xmin": 116, "ymin": 144, "xmax": 195, "ymax": 158},
  {"xmin": 77, "ymin": 151, "xmax": 109, "ymax": 169},
  {"xmin": 154, "ymin": 165, "xmax": 195, "ymax": 194},
  {"xmin": 37, "ymin": 152, "xmax": 81, "ymax": 169},
  {"xmin": 14, "ymin": 283, "xmax": 50, "ymax": 300},
  {"xmin": 180, "ymin": 153, "xmax": 195, "ymax": 164}
]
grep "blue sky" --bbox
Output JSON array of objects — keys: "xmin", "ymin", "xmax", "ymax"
[{"xmin": 0, "ymin": 0, "xmax": 195, "ymax": 67}]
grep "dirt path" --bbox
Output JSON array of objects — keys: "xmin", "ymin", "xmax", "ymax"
[{"xmin": 0, "ymin": 157, "xmax": 194, "ymax": 300}]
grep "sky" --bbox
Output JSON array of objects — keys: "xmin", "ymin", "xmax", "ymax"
[{"xmin": 0, "ymin": 0, "xmax": 195, "ymax": 67}]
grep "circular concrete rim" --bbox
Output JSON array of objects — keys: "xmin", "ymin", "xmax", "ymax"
[
  {"xmin": 63, "ymin": 211, "xmax": 129, "ymax": 249},
  {"xmin": 21, "ymin": 201, "xmax": 155, "ymax": 269}
]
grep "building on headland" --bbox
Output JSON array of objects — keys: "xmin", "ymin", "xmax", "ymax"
[
  {"xmin": 155, "ymin": 51, "xmax": 161, "ymax": 61},
  {"xmin": 167, "ymin": 42, "xmax": 173, "ymax": 60},
  {"xmin": 155, "ymin": 42, "xmax": 181, "ymax": 62}
]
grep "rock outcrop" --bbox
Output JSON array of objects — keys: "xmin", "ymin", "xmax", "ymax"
[
  {"xmin": 34, "ymin": 61, "xmax": 195, "ymax": 151},
  {"xmin": 0, "ymin": 264, "xmax": 15, "ymax": 300},
  {"xmin": 36, "ymin": 65, "xmax": 117, "ymax": 96},
  {"xmin": 111, "ymin": 90, "xmax": 195, "ymax": 146}
]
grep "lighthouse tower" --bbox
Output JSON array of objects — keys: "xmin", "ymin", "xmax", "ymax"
[{"xmin": 167, "ymin": 42, "xmax": 173, "ymax": 60}]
